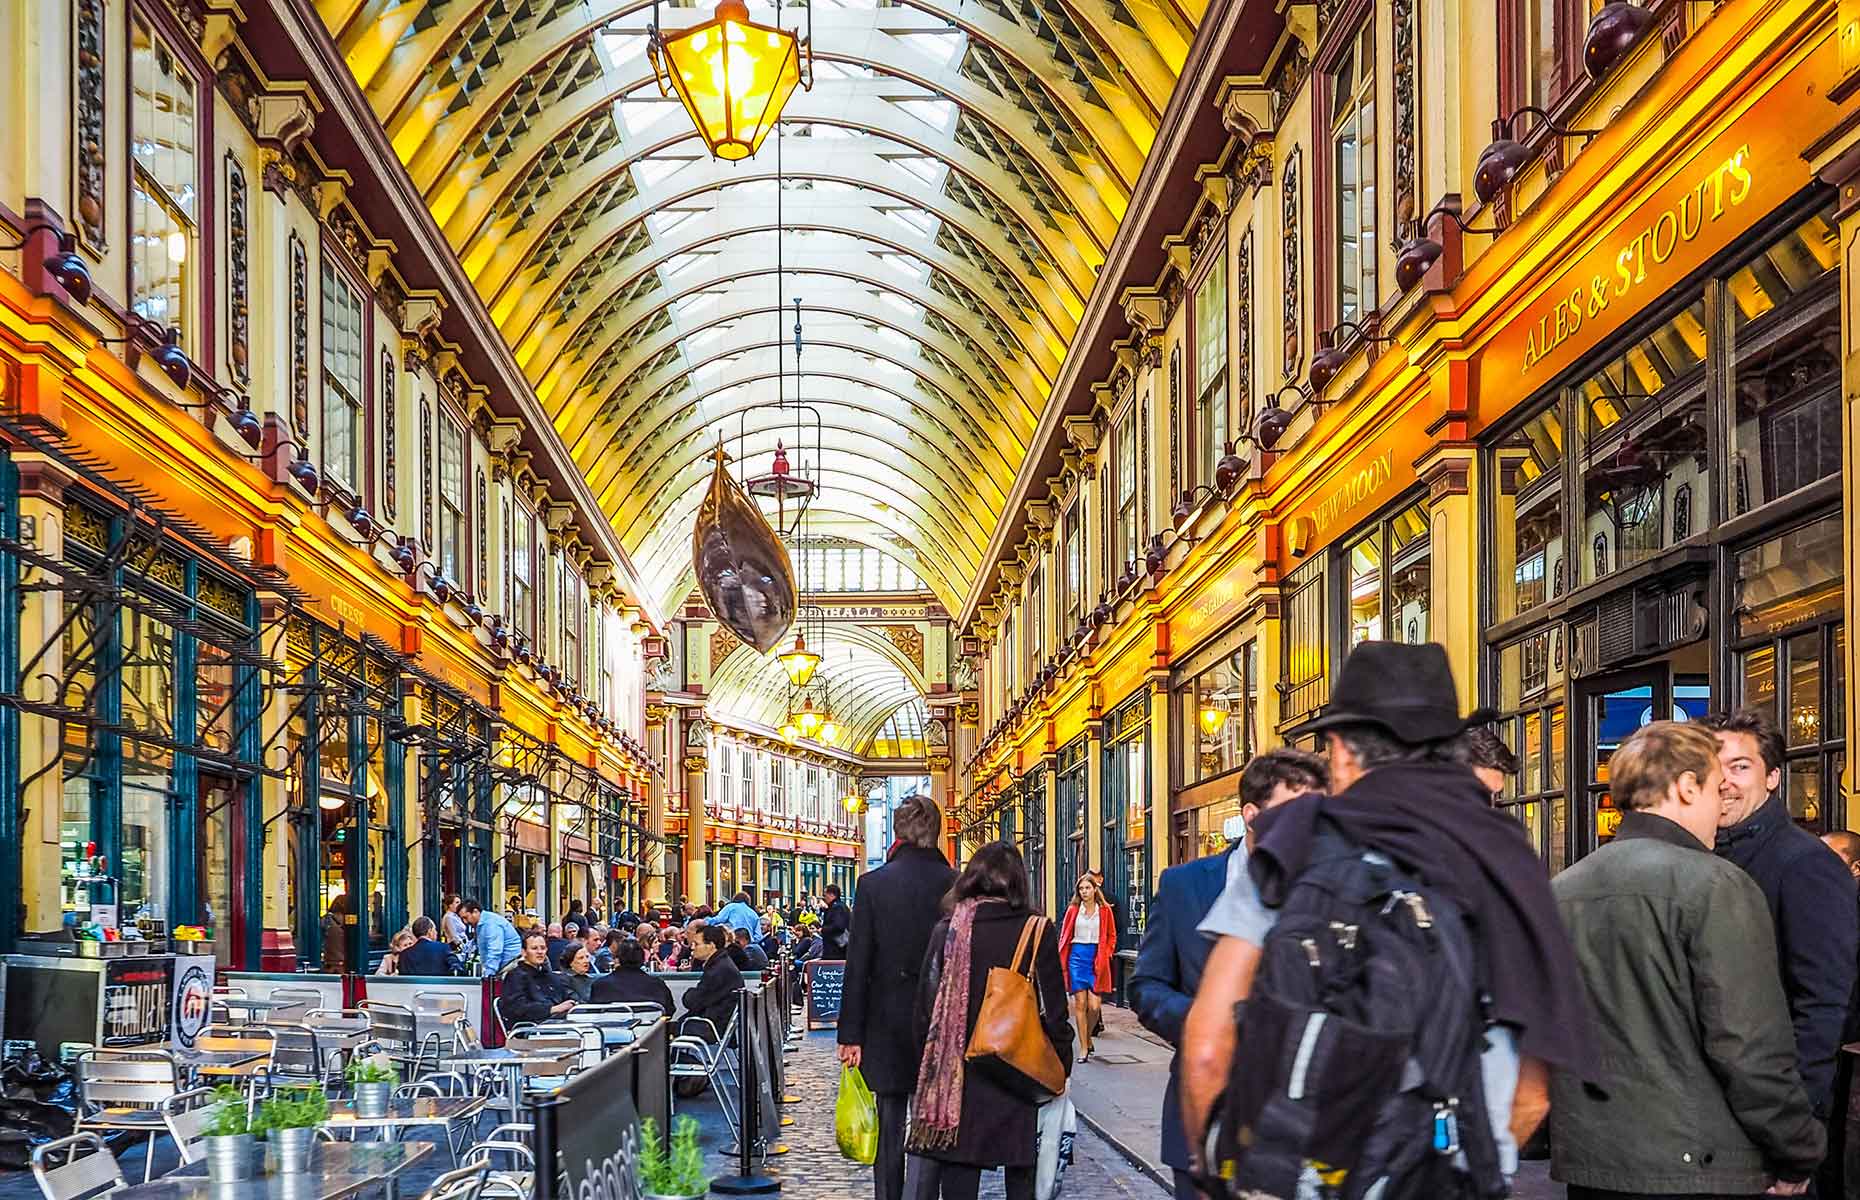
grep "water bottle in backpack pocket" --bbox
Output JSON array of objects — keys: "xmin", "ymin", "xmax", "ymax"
[{"xmin": 1204, "ymin": 828, "xmax": 1509, "ymax": 1200}]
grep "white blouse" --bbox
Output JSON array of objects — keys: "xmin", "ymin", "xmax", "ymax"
[{"xmin": 1073, "ymin": 904, "xmax": 1101, "ymax": 945}]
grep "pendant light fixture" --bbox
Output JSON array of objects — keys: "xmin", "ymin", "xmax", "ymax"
[{"xmin": 648, "ymin": 0, "xmax": 813, "ymax": 161}]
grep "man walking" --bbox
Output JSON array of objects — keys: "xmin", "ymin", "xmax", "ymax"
[
  {"xmin": 1550, "ymin": 720, "xmax": 1822, "ymax": 1198},
  {"xmin": 1130, "ymin": 749, "xmax": 1325, "ymax": 1200},
  {"xmin": 820, "ymin": 883, "xmax": 852, "ymax": 959},
  {"xmin": 838, "ymin": 796, "xmax": 957, "ymax": 1200},
  {"xmin": 1706, "ymin": 710, "xmax": 1857, "ymax": 1121},
  {"xmin": 1179, "ymin": 642, "xmax": 1593, "ymax": 1192}
]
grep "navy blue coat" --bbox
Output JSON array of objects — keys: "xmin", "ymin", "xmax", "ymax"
[
  {"xmin": 394, "ymin": 937, "xmax": 459, "ymax": 978},
  {"xmin": 1715, "ymin": 794, "xmax": 1859, "ymax": 1115},
  {"xmin": 838, "ymin": 845, "xmax": 958, "ymax": 1095},
  {"xmin": 1128, "ymin": 849, "xmax": 1231, "ymax": 1171}
]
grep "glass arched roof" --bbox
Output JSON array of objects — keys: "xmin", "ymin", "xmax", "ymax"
[{"xmin": 321, "ymin": 0, "xmax": 1203, "ymax": 616}]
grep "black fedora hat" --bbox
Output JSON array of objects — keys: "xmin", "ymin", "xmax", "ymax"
[{"xmin": 1295, "ymin": 640, "xmax": 1492, "ymax": 745}]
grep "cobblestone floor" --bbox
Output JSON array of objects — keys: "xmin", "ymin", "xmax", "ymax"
[{"xmin": 743, "ymin": 1022, "xmax": 1168, "ymax": 1200}]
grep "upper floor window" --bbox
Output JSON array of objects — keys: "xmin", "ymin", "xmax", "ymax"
[
  {"xmin": 1192, "ymin": 255, "xmax": 1228, "ymax": 484},
  {"xmin": 561, "ymin": 566, "xmax": 583, "ymax": 688},
  {"xmin": 771, "ymin": 758, "xmax": 786, "ymax": 813},
  {"xmin": 1332, "ymin": 21, "xmax": 1377, "ymax": 324},
  {"xmin": 1520, "ymin": 0, "xmax": 1563, "ymax": 111},
  {"xmin": 438, "ymin": 413, "xmax": 466, "ymax": 583},
  {"xmin": 739, "ymin": 746, "xmax": 753, "ymax": 809},
  {"xmin": 130, "ymin": 19, "xmax": 197, "ymax": 336},
  {"xmin": 1060, "ymin": 499, "xmax": 1083, "ymax": 628},
  {"xmin": 511, "ymin": 503, "xmax": 536, "ymax": 635},
  {"xmin": 1115, "ymin": 404, "xmax": 1138, "ymax": 571},
  {"xmin": 1001, "ymin": 612, "xmax": 1016, "ymax": 699},
  {"xmin": 319, "ymin": 258, "xmax": 364, "ymax": 489},
  {"xmin": 1026, "ymin": 566, "xmax": 1044, "ymax": 675}
]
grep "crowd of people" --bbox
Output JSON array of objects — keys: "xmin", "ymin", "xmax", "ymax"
[{"xmin": 833, "ymin": 639, "xmax": 1860, "ymax": 1200}]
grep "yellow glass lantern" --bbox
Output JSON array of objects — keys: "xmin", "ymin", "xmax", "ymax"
[
  {"xmin": 650, "ymin": 0, "xmax": 807, "ymax": 162},
  {"xmin": 1198, "ymin": 702, "xmax": 1230, "ymax": 737},
  {"xmin": 794, "ymin": 695, "xmax": 824, "ymax": 739},
  {"xmin": 818, "ymin": 717, "xmax": 840, "ymax": 746},
  {"xmin": 777, "ymin": 633, "xmax": 820, "ymax": 687},
  {"xmin": 779, "ymin": 721, "xmax": 800, "ymax": 743}
]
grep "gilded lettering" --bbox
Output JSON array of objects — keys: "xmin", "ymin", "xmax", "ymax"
[
  {"xmin": 1678, "ymin": 179, "xmax": 1705, "ymax": 241},
  {"xmin": 1727, "ymin": 144, "xmax": 1752, "ymax": 206}
]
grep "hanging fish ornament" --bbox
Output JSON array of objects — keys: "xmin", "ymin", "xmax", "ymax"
[{"xmin": 692, "ymin": 442, "xmax": 797, "ymax": 654}]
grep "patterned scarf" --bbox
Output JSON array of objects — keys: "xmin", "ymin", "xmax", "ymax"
[{"xmin": 906, "ymin": 897, "xmax": 985, "ymax": 1152}]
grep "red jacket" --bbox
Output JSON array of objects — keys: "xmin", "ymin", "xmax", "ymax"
[{"xmin": 1058, "ymin": 901, "xmax": 1116, "ymax": 993}]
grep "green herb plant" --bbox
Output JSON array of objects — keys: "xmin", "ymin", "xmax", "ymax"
[
  {"xmin": 637, "ymin": 1115, "xmax": 708, "ymax": 1196},
  {"xmin": 201, "ymin": 1085, "xmax": 251, "ymax": 1138},
  {"xmin": 344, "ymin": 1053, "xmax": 400, "ymax": 1086},
  {"xmin": 250, "ymin": 1086, "xmax": 329, "ymax": 1135}
]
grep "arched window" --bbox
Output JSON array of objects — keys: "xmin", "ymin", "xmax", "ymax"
[
  {"xmin": 1593, "ymin": 533, "xmax": 1609, "ymax": 578},
  {"xmin": 1672, "ymin": 483, "xmax": 1692, "ymax": 541}
]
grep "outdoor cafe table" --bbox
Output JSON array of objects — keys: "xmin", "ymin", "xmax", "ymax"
[
  {"xmin": 216, "ymin": 997, "xmax": 290, "ymax": 1020},
  {"xmin": 324, "ymin": 1095, "xmax": 486, "ymax": 1148},
  {"xmin": 171, "ymin": 1044, "xmax": 268, "ymax": 1083},
  {"xmin": 112, "ymin": 1140, "xmax": 434, "ymax": 1200},
  {"xmin": 441, "ymin": 1046, "xmax": 578, "ymax": 1124}
]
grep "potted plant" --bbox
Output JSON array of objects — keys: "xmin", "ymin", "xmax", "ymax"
[
  {"xmin": 252, "ymin": 1085, "xmax": 328, "ymax": 1174},
  {"xmin": 345, "ymin": 1053, "xmax": 399, "ymax": 1118},
  {"xmin": 201, "ymin": 1085, "xmax": 258, "ymax": 1182},
  {"xmin": 638, "ymin": 1115, "xmax": 708, "ymax": 1200}
]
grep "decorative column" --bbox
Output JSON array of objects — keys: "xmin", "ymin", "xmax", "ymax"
[
  {"xmin": 1816, "ymin": 146, "xmax": 1860, "ymax": 814},
  {"xmin": 643, "ymin": 702, "xmax": 670, "ymax": 904},
  {"xmin": 683, "ymin": 715, "xmax": 709, "ymax": 904},
  {"xmin": 1417, "ymin": 444, "xmax": 1479, "ymax": 707},
  {"xmin": 13, "ymin": 457, "xmax": 72, "ymax": 936}
]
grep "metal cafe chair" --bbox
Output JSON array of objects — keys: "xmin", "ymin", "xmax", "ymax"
[
  {"xmin": 30, "ymin": 1132, "xmax": 126, "ymax": 1200},
  {"xmin": 392, "ymin": 1073, "xmax": 480, "ymax": 1163},
  {"xmin": 70, "ymin": 1048, "xmax": 181, "ymax": 1183},
  {"xmin": 159, "ymin": 1087, "xmax": 222, "ymax": 1166},
  {"xmin": 461, "ymin": 1123, "xmax": 535, "ymax": 1200},
  {"xmin": 193, "ymin": 1025, "xmax": 276, "ymax": 1092},
  {"xmin": 669, "ymin": 1010, "xmax": 738, "ymax": 1143},
  {"xmin": 265, "ymin": 986, "xmax": 324, "ymax": 1023},
  {"xmin": 207, "ymin": 986, "xmax": 247, "ymax": 1025},
  {"xmin": 418, "ymin": 1162, "xmax": 491, "ymax": 1200},
  {"xmin": 413, "ymin": 991, "xmax": 470, "ymax": 1055},
  {"xmin": 264, "ymin": 1025, "xmax": 344, "ymax": 1091},
  {"xmin": 359, "ymin": 1000, "xmax": 442, "ymax": 1081}
]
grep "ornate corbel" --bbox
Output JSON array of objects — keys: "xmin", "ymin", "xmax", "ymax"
[{"xmin": 1062, "ymin": 415, "xmax": 1100, "ymax": 455}]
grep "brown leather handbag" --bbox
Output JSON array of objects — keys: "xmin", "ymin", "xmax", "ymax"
[{"xmin": 965, "ymin": 914, "xmax": 1065, "ymax": 1100}]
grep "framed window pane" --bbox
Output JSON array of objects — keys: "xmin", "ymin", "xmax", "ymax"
[
  {"xmin": 320, "ymin": 258, "xmax": 365, "ymax": 487},
  {"xmin": 130, "ymin": 20, "xmax": 197, "ymax": 332},
  {"xmin": 1494, "ymin": 405, "xmax": 1566, "ymax": 621},
  {"xmin": 1194, "ymin": 255, "xmax": 1228, "ymax": 483},
  {"xmin": 1332, "ymin": 22, "xmax": 1377, "ymax": 324}
]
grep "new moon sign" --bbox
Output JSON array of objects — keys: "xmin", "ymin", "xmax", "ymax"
[{"xmin": 805, "ymin": 960, "xmax": 845, "ymax": 1029}]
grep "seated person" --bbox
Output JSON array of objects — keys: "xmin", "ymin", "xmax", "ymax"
[
  {"xmin": 591, "ymin": 940, "xmax": 676, "ymax": 1016},
  {"xmin": 732, "ymin": 926, "xmax": 770, "ymax": 972},
  {"xmin": 678, "ymin": 924, "xmax": 744, "ymax": 1040},
  {"xmin": 394, "ymin": 916, "xmax": 460, "ymax": 977},
  {"xmin": 500, "ymin": 930, "xmax": 577, "ymax": 1027}
]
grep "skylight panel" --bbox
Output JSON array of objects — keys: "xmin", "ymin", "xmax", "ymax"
[
  {"xmin": 633, "ymin": 154, "xmax": 695, "ymax": 189},
  {"xmin": 895, "ymin": 32, "xmax": 964, "ymax": 67},
  {"xmin": 884, "ymin": 207, "xmax": 939, "ymax": 239},
  {"xmin": 891, "ymin": 156, "xmax": 944, "ymax": 187},
  {"xmin": 895, "ymin": 99, "xmax": 956, "ymax": 132}
]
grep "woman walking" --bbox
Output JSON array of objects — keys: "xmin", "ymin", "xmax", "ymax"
[
  {"xmin": 908, "ymin": 842, "xmax": 1073, "ymax": 1200},
  {"xmin": 1058, "ymin": 874, "xmax": 1116, "ymax": 1061}
]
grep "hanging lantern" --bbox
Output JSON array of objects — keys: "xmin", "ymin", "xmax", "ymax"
[
  {"xmin": 777, "ymin": 631, "xmax": 820, "ymax": 687},
  {"xmin": 779, "ymin": 721, "xmax": 800, "ymax": 743},
  {"xmin": 649, "ymin": 0, "xmax": 810, "ymax": 162},
  {"xmin": 794, "ymin": 694, "xmax": 824, "ymax": 739},
  {"xmin": 1198, "ymin": 703, "xmax": 1230, "ymax": 738}
]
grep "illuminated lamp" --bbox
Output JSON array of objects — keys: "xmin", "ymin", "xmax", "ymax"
[
  {"xmin": 463, "ymin": 597, "xmax": 484, "ymax": 625},
  {"xmin": 491, "ymin": 619, "xmax": 510, "ymax": 648},
  {"xmin": 515, "ymin": 637, "xmax": 534, "ymax": 666},
  {"xmin": 318, "ymin": 791, "xmax": 344, "ymax": 812},
  {"xmin": 151, "ymin": 325, "xmax": 191, "ymax": 390},
  {"xmin": 1198, "ymin": 703, "xmax": 1230, "ymax": 738},
  {"xmin": 779, "ymin": 721, "xmax": 799, "ymax": 743},
  {"xmin": 1253, "ymin": 385, "xmax": 1312, "ymax": 452},
  {"xmin": 1143, "ymin": 535, "xmax": 1166, "ymax": 578},
  {"xmin": 777, "ymin": 632, "xmax": 820, "ymax": 686},
  {"xmin": 819, "ymin": 715, "xmax": 840, "ymax": 745},
  {"xmin": 1474, "ymin": 107, "xmax": 1599, "ymax": 206},
  {"xmin": 1393, "ymin": 230, "xmax": 1444, "ymax": 292},
  {"xmin": 648, "ymin": 0, "xmax": 809, "ymax": 162},
  {"xmin": 1, "ymin": 226, "xmax": 92, "ymax": 304},
  {"xmin": 429, "ymin": 575, "xmax": 454, "ymax": 605},
  {"xmin": 794, "ymin": 695, "xmax": 824, "ymax": 738},
  {"xmin": 390, "ymin": 540, "xmax": 416, "ymax": 574},
  {"xmin": 1585, "ymin": 2, "xmax": 1655, "ymax": 80}
]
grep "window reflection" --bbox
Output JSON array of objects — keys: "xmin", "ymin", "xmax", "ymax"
[{"xmin": 1495, "ymin": 406, "xmax": 1564, "ymax": 621}]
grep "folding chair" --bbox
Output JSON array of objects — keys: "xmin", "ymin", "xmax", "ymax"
[
  {"xmin": 30, "ymin": 1132, "xmax": 125, "ymax": 1200},
  {"xmin": 264, "ymin": 1026, "xmax": 343, "ymax": 1092},
  {"xmin": 359, "ymin": 1001, "xmax": 441, "ymax": 1081},
  {"xmin": 394, "ymin": 1073, "xmax": 481, "ymax": 1164},
  {"xmin": 159, "ymin": 1087, "xmax": 221, "ymax": 1165},
  {"xmin": 668, "ymin": 1009, "xmax": 739, "ymax": 1142},
  {"xmin": 418, "ymin": 1162, "xmax": 490, "ymax": 1200},
  {"xmin": 462, "ymin": 1123, "xmax": 534, "ymax": 1200},
  {"xmin": 70, "ymin": 1048, "xmax": 180, "ymax": 1183}
]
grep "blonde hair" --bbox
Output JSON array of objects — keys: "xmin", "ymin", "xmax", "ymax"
[
  {"xmin": 1611, "ymin": 720, "xmax": 1720, "ymax": 811},
  {"xmin": 389, "ymin": 929, "xmax": 417, "ymax": 952}
]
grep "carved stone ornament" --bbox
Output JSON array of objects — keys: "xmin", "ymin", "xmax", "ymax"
[
  {"xmin": 74, "ymin": 0, "xmax": 106, "ymax": 251},
  {"xmin": 1269, "ymin": 41, "xmax": 1310, "ymax": 128},
  {"xmin": 1237, "ymin": 229, "xmax": 1254, "ymax": 429},
  {"xmin": 501, "ymin": 496, "xmax": 513, "ymax": 612},
  {"xmin": 1392, "ymin": 0, "xmax": 1418, "ymax": 234},
  {"xmin": 381, "ymin": 350, "xmax": 397, "ymax": 520},
  {"xmin": 1235, "ymin": 138, "xmax": 1275, "ymax": 194},
  {"xmin": 709, "ymin": 625, "xmax": 743, "ymax": 668},
  {"xmin": 1169, "ymin": 346, "xmax": 1181, "ymax": 499},
  {"xmin": 476, "ymin": 466, "xmax": 489, "ymax": 596},
  {"xmin": 420, "ymin": 399, "xmax": 434, "ymax": 553},
  {"xmin": 227, "ymin": 155, "xmax": 250, "ymax": 384},
  {"xmin": 290, "ymin": 233, "xmax": 310, "ymax": 437},
  {"xmin": 1282, "ymin": 147, "xmax": 1304, "ymax": 380},
  {"xmin": 883, "ymin": 625, "xmax": 926, "ymax": 670},
  {"xmin": 926, "ymin": 718, "xmax": 950, "ymax": 749},
  {"xmin": 691, "ymin": 447, "xmax": 797, "ymax": 655}
]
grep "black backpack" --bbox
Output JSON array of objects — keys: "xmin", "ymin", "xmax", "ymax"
[{"xmin": 1207, "ymin": 822, "xmax": 1507, "ymax": 1200}]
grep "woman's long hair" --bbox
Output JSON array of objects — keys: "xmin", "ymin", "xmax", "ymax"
[{"xmin": 944, "ymin": 841, "xmax": 1032, "ymax": 913}]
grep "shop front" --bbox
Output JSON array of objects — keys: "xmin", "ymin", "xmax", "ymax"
[
  {"xmin": 1053, "ymin": 737, "xmax": 1088, "ymax": 901},
  {"xmin": 1484, "ymin": 195, "xmax": 1843, "ymax": 860},
  {"xmin": 1101, "ymin": 691, "xmax": 1151, "ymax": 943},
  {"xmin": 1169, "ymin": 626, "xmax": 1259, "ymax": 867}
]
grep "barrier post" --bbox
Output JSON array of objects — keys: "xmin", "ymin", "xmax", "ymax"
[
  {"xmin": 712, "ymin": 989, "xmax": 780, "ymax": 1194},
  {"xmin": 528, "ymin": 1093, "xmax": 564, "ymax": 1200}
]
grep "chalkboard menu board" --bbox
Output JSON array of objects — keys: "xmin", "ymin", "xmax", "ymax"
[{"xmin": 805, "ymin": 959, "xmax": 845, "ymax": 1029}]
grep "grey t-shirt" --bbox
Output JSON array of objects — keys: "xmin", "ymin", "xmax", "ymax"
[{"xmin": 1199, "ymin": 844, "xmax": 1522, "ymax": 1177}]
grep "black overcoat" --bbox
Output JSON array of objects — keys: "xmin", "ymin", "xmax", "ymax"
[
  {"xmin": 837, "ymin": 845, "xmax": 958, "ymax": 1095},
  {"xmin": 911, "ymin": 900, "xmax": 1073, "ymax": 1169}
]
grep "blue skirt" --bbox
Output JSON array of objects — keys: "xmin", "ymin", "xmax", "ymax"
[{"xmin": 1067, "ymin": 942, "xmax": 1098, "ymax": 994}]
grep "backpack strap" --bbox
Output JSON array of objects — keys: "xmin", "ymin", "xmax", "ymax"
[{"xmin": 1010, "ymin": 915, "xmax": 1044, "ymax": 977}]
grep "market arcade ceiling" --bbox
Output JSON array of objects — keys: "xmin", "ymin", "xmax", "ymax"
[{"xmin": 318, "ymin": 0, "xmax": 1201, "ymax": 622}]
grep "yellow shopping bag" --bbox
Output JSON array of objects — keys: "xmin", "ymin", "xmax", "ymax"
[{"xmin": 835, "ymin": 1064, "xmax": 878, "ymax": 1164}]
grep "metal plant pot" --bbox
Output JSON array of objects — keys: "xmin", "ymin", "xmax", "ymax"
[
  {"xmin": 644, "ymin": 1193, "xmax": 707, "ymax": 1200},
  {"xmin": 203, "ymin": 1133, "xmax": 258, "ymax": 1182},
  {"xmin": 269, "ymin": 1125, "xmax": 316, "ymax": 1174},
  {"xmin": 354, "ymin": 1081, "xmax": 391, "ymax": 1118}
]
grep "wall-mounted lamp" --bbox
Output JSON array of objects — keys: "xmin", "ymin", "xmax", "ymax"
[
  {"xmin": 1474, "ymin": 106, "xmax": 1600, "ymax": 206},
  {"xmin": 1308, "ymin": 321, "xmax": 1396, "ymax": 392},
  {"xmin": 1586, "ymin": 3, "xmax": 1656, "ymax": 80},
  {"xmin": 1253, "ymin": 384, "xmax": 1317, "ymax": 451},
  {"xmin": 2, "ymin": 224, "xmax": 92, "ymax": 304}
]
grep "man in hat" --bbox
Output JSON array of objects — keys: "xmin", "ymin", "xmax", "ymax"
[{"xmin": 1178, "ymin": 641, "xmax": 1594, "ymax": 1186}]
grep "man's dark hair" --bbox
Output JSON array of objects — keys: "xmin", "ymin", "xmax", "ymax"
[
  {"xmin": 521, "ymin": 928, "xmax": 549, "ymax": 950},
  {"xmin": 1239, "ymin": 748, "xmax": 1329, "ymax": 809},
  {"xmin": 700, "ymin": 924, "xmax": 731, "ymax": 951},
  {"xmin": 824, "ymin": 884, "xmax": 841, "ymax": 900},
  {"xmin": 894, "ymin": 795, "xmax": 943, "ymax": 848},
  {"xmin": 732, "ymin": 891, "xmax": 750, "ymax": 905},
  {"xmin": 606, "ymin": 928, "xmax": 628, "ymax": 950},
  {"xmin": 1702, "ymin": 708, "xmax": 1785, "ymax": 775},
  {"xmin": 615, "ymin": 940, "xmax": 647, "ymax": 970},
  {"xmin": 460, "ymin": 898, "xmax": 484, "ymax": 915},
  {"xmin": 1448, "ymin": 724, "xmax": 1520, "ymax": 775},
  {"xmin": 733, "ymin": 927, "xmax": 752, "ymax": 944},
  {"xmin": 410, "ymin": 916, "xmax": 436, "ymax": 939},
  {"xmin": 1327, "ymin": 722, "xmax": 1448, "ymax": 770},
  {"xmin": 945, "ymin": 841, "xmax": 1031, "ymax": 912}
]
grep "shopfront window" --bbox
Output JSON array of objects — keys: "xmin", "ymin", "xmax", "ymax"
[
  {"xmin": 119, "ymin": 608, "xmax": 175, "ymax": 919},
  {"xmin": 1343, "ymin": 503, "xmax": 1430, "ymax": 647},
  {"xmin": 1178, "ymin": 641, "xmax": 1257, "ymax": 787},
  {"xmin": 1102, "ymin": 696, "xmax": 1150, "ymax": 939},
  {"xmin": 1491, "ymin": 629, "xmax": 1570, "ymax": 872},
  {"xmin": 1577, "ymin": 300, "xmax": 1708, "ymax": 586},
  {"xmin": 1281, "ymin": 556, "xmax": 1328, "ymax": 726},
  {"xmin": 1733, "ymin": 512, "xmax": 1845, "ymax": 830},
  {"xmin": 1727, "ymin": 209, "xmax": 1840, "ymax": 516},
  {"xmin": 1055, "ymin": 740, "xmax": 1087, "ymax": 898},
  {"xmin": 1494, "ymin": 405, "xmax": 1566, "ymax": 621}
]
